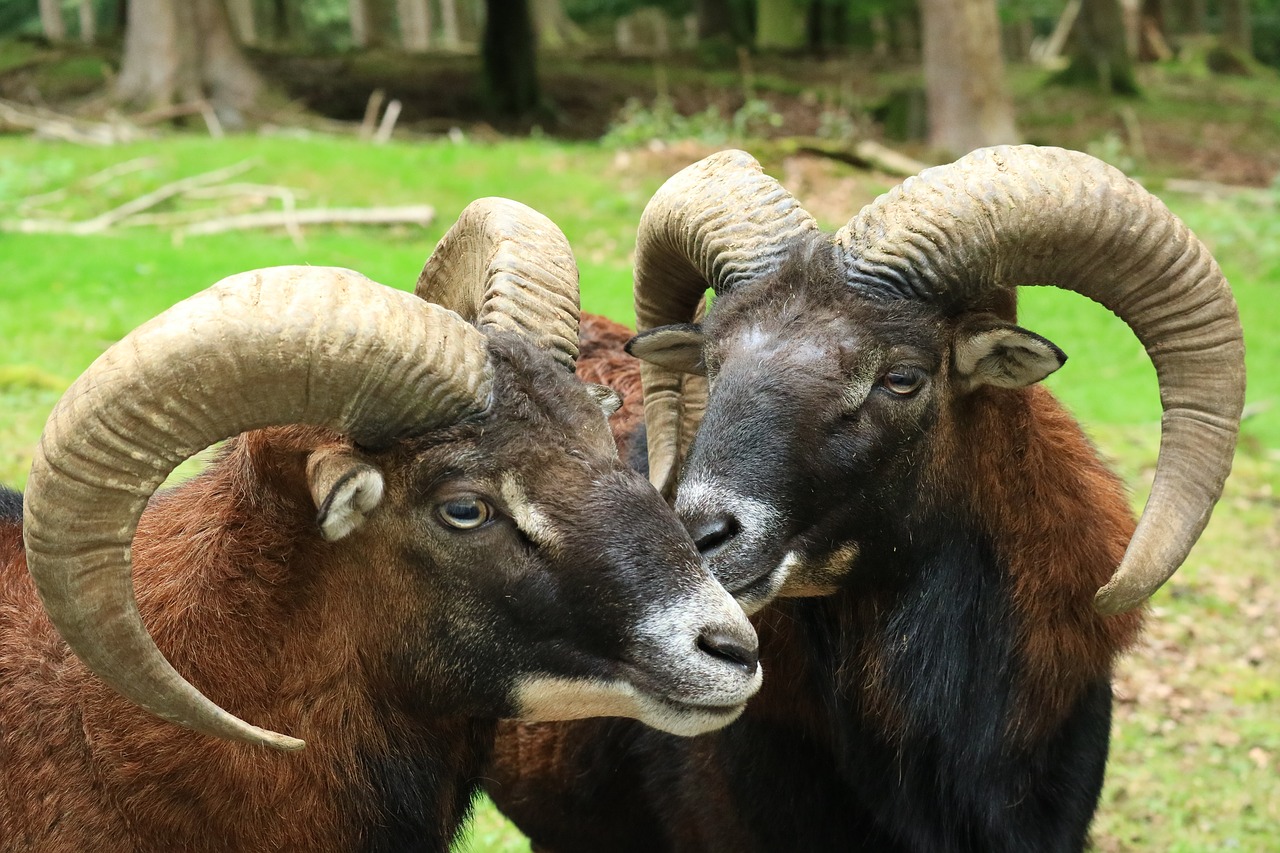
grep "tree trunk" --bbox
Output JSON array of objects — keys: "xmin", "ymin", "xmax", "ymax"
[
  {"xmin": 920, "ymin": 0, "xmax": 1017, "ymax": 156},
  {"xmin": 696, "ymin": 0, "xmax": 749, "ymax": 42},
  {"xmin": 271, "ymin": 0, "xmax": 297, "ymax": 44},
  {"xmin": 892, "ymin": 12, "xmax": 920, "ymax": 63},
  {"xmin": 227, "ymin": 0, "xmax": 257, "ymax": 46},
  {"xmin": 398, "ymin": 0, "xmax": 432, "ymax": 51},
  {"xmin": 350, "ymin": 0, "xmax": 394, "ymax": 47},
  {"xmin": 40, "ymin": 0, "xmax": 67, "ymax": 43},
  {"xmin": 532, "ymin": 0, "xmax": 586, "ymax": 49},
  {"xmin": 1054, "ymin": 0, "xmax": 1139, "ymax": 94},
  {"xmin": 79, "ymin": 0, "xmax": 97, "ymax": 44},
  {"xmin": 439, "ymin": 0, "xmax": 462, "ymax": 48},
  {"xmin": 351, "ymin": 0, "xmax": 371, "ymax": 47},
  {"xmin": 1221, "ymin": 0, "xmax": 1252, "ymax": 57},
  {"xmin": 1138, "ymin": 0, "xmax": 1171, "ymax": 61},
  {"xmin": 117, "ymin": 0, "xmax": 264, "ymax": 126},
  {"xmin": 756, "ymin": 0, "xmax": 806, "ymax": 50},
  {"xmin": 870, "ymin": 13, "xmax": 890, "ymax": 60},
  {"xmin": 1174, "ymin": 0, "xmax": 1206, "ymax": 35},
  {"xmin": 483, "ymin": 0, "xmax": 540, "ymax": 116}
]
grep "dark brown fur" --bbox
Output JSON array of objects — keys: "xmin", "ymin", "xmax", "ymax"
[
  {"xmin": 489, "ymin": 309, "xmax": 1144, "ymax": 852},
  {"xmin": 576, "ymin": 313, "xmax": 645, "ymax": 460},
  {"xmin": 0, "ymin": 429, "xmax": 491, "ymax": 851},
  {"xmin": 0, "ymin": 330, "xmax": 737, "ymax": 852}
]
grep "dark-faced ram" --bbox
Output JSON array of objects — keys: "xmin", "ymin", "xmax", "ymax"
[
  {"xmin": 0, "ymin": 200, "xmax": 761, "ymax": 852},
  {"xmin": 488, "ymin": 147, "xmax": 1245, "ymax": 852}
]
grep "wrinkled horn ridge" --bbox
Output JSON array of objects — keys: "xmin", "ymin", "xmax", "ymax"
[
  {"xmin": 833, "ymin": 145, "xmax": 1245, "ymax": 614},
  {"xmin": 634, "ymin": 150, "xmax": 820, "ymax": 497},
  {"xmin": 415, "ymin": 197, "xmax": 581, "ymax": 371},
  {"xmin": 24, "ymin": 266, "xmax": 493, "ymax": 751}
]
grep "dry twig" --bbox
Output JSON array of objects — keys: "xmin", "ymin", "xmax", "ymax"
[
  {"xmin": 179, "ymin": 205, "xmax": 435, "ymax": 237},
  {"xmin": 1, "ymin": 161, "xmax": 257, "ymax": 235},
  {"xmin": 17, "ymin": 156, "xmax": 160, "ymax": 211},
  {"xmin": 74, "ymin": 160, "xmax": 258, "ymax": 233},
  {"xmin": 0, "ymin": 98, "xmax": 148, "ymax": 145},
  {"xmin": 373, "ymin": 100, "xmax": 403, "ymax": 145}
]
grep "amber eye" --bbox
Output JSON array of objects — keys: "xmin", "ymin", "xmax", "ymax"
[
  {"xmin": 437, "ymin": 496, "xmax": 493, "ymax": 530},
  {"xmin": 882, "ymin": 368, "xmax": 926, "ymax": 396}
]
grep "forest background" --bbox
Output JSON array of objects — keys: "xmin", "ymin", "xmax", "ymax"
[{"xmin": 0, "ymin": 0, "xmax": 1276, "ymax": 850}]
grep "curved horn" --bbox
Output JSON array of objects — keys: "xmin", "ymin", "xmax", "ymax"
[
  {"xmin": 833, "ymin": 145, "xmax": 1245, "ymax": 615},
  {"xmin": 633, "ymin": 150, "xmax": 821, "ymax": 497},
  {"xmin": 415, "ymin": 197, "xmax": 581, "ymax": 371},
  {"xmin": 24, "ymin": 266, "xmax": 493, "ymax": 751}
]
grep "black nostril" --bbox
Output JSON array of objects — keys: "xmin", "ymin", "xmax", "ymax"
[
  {"xmin": 697, "ymin": 629, "xmax": 760, "ymax": 674},
  {"xmin": 688, "ymin": 513, "xmax": 739, "ymax": 556}
]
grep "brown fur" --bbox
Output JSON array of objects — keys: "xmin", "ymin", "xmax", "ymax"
[
  {"xmin": 576, "ymin": 314, "xmax": 645, "ymax": 458},
  {"xmin": 0, "ymin": 428, "xmax": 488, "ymax": 851},
  {"xmin": 842, "ymin": 383, "xmax": 1143, "ymax": 745},
  {"xmin": 491, "ymin": 312, "xmax": 1146, "ymax": 851}
]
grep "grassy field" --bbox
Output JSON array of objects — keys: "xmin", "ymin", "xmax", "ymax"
[{"xmin": 0, "ymin": 134, "xmax": 1275, "ymax": 851}]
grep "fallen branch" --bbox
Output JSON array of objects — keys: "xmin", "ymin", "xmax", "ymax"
[
  {"xmin": 178, "ymin": 205, "xmax": 435, "ymax": 237},
  {"xmin": 182, "ymin": 182, "xmax": 309, "ymax": 201},
  {"xmin": 74, "ymin": 160, "xmax": 257, "ymax": 233},
  {"xmin": 1163, "ymin": 178, "xmax": 1276, "ymax": 204},
  {"xmin": 774, "ymin": 138, "xmax": 929, "ymax": 177},
  {"xmin": 0, "ymin": 98, "xmax": 147, "ymax": 145},
  {"xmin": 0, "ymin": 161, "xmax": 258, "ymax": 235},
  {"xmin": 17, "ymin": 156, "xmax": 159, "ymax": 211}
]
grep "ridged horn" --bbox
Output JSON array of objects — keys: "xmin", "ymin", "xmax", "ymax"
[
  {"xmin": 633, "ymin": 150, "xmax": 821, "ymax": 498},
  {"xmin": 415, "ymin": 197, "xmax": 581, "ymax": 371},
  {"xmin": 833, "ymin": 145, "xmax": 1245, "ymax": 615},
  {"xmin": 24, "ymin": 266, "xmax": 493, "ymax": 751}
]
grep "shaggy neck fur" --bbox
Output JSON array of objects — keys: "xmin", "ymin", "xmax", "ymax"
[
  {"xmin": 734, "ymin": 382, "xmax": 1143, "ymax": 851},
  {"xmin": 0, "ymin": 433, "xmax": 491, "ymax": 853}
]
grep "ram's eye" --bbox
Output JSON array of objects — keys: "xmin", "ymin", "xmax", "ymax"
[
  {"xmin": 882, "ymin": 368, "xmax": 926, "ymax": 396},
  {"xmin": 438, "ymin": 497, "xmax": 493, "ymax": 530}
]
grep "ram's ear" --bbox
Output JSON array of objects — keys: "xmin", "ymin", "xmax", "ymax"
[
  {"xmin": 953, "ymin": 318, "xmax": 1067, "ymax": 392},
  {"xmin": 625, "ymin": 324, "xmax": 706, "ymax": 376},
  {"xmin": 585, "ymin": 383, "xmax": 624, "ymax": 417},
  {"xmin": 306, "ymin": 448, "xmax": 386, "ymax": 542}
]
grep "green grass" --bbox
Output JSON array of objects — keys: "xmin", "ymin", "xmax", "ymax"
[{"xmin": 0, "ymin": 134, "xmax": 1275, "ymax": 852}]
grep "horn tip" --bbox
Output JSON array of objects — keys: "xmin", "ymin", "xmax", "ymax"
[
  {"xmin": 1092, "ymin": 581, "xmax": 1145, "ymax": 617},
  {"xmin": 259, "ymin": 730, "xmax": 307, "ymax": 751}
]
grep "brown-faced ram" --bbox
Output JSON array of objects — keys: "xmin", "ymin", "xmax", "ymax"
[
  {"xmin": 487, "ymin": 147, "xmax": 1245, "ymax": 852},
  {"xmin": 0, "ymin": 199, "xmax": 761, "ymax": 852}
]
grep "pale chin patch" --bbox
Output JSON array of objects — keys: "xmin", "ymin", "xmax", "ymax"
[
  {"xmin": 513, "ymin": 676, "xmax": 748, "ymax": 737},
  {"xmin": 734, "ymin": 551, "xmax": 796, "ymax": 615},
  {"xmin": 776, "ymin": 543, "xmax": 859, "ymax": 599}
]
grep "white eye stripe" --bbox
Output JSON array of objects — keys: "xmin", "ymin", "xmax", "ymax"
[{"xmin": 499, "ymin": 474, "xmax": 562, "ymax": 549}]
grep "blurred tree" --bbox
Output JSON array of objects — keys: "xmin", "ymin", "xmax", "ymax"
[
  {"xmin": 227, "ymin": 0, "xmax": 258, "ymax": 45},
  {"xmin": 439, "ymin": 0, "xmax": 462, "ymax": 47},
  {"xmin": 39, "ymin": 0, "xmax": 66, "ymax": 42},
  {"xmin": 398, "ymin": 0, "xmax": 432, "ymax": 50},
  {"xmin": 757, "ymin": 0, "xmax": 805, "ymax": 48},
  {"xmin": 271, "ymin": 0, "xmax": 294, "ymax": 42},
  {"xmin": 484, "ymin": 0, "xmax": 540, "ymax": 115},
  {"xmin": 79, "ymin": 0, "xmax": 97, "ymax": 43},
  {"xmin": 920, "ymin": 0, "xmax": 1017, "ymax": 155},
  {"xmin": 533, "ymin": 0, "xmax": 587, "ymax": 48},
  {"xmin": 697, "ymin": 0, "xmax": 735, "ymax": 39},
  {"xmin": 1175, "ymin": 0, "xmax": 1207, "ymax": 34},
  {"xmin": 1054, "ymin": 0, "xmax": 1138, "ymax": 94},
  {"xmin": 1222, "ymin": 0, "xmax": 1253, "ymax": 57},
  {"xmin": 350, "ymin": 0, "xmax": 395, "ymax": 47},
  {"xmin": 116, "ymin": 0, "xmax": 265, "ymax": 123}
]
